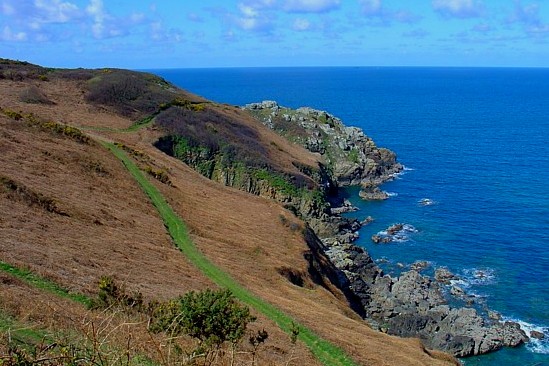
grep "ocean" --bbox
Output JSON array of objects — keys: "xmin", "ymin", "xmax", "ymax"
[{"xmin": 149, "ymin": 67, "xmax": 549, "ymax": 366}]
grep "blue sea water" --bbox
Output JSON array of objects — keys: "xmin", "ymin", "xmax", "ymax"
[{"xmin": 150, "ymin": 67, "xmax": 549, "ymax": 365}]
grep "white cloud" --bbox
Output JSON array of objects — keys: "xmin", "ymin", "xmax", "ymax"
[
  {"xmin": 233, "ymin": 1, "xmax": 275, "ymax": 33},
  {"xmin": 150, "ymin": 20, "xmax": 184, "ymax": 43},
  {"xmin": 86, "ymin": 0, "xmax": 106, "ymax": 38},
  {"xmin": 432, "ymin": 0, "xmax": 485, "ymax": 18},
  {"xmin": 238, "ymin": 3, "xmax": 259, "ymax": 17},
  {"xmin": 283, "ymin": 0, "xmax": 340, "ymax": 13},
  {"xmin": 292, "ymin": 17, "xmax": 311, "ymax": 31},
  {"xmin": 34, "ymin": 0, "xmax": 79, "ymax": 23},
  {"xmin": 358, "ymin": 0, "xmax": 421, "ymax": 24},
  {"xmin": 85, "ymin": 0, "xmax": 137, "ymax": 39},
  {"xmin": 1, "ymin": 25, "xmax": 27, "ymax": 41},
  {"xmin": 1, "ymin": 0, "xmax": 81, "ymax": 26}
]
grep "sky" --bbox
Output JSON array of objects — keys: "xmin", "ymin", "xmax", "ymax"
[{"xmin": 1, "ymin": 0, "xmax": 548, "ymax": 68}]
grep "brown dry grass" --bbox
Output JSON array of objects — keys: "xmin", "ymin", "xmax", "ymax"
[{"xmin": 0, "ymin": 76, "xmax": 458, "ymax": 365}]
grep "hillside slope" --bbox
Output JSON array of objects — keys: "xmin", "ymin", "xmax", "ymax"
[{"xmin": 0, "ymin": 60, "xmax": 457, "ymax": 365}]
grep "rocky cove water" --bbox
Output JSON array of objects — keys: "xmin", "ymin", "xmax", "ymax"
[{"xmin": 150, "ymin": 67, "xmax": 549, "ymax": 365}]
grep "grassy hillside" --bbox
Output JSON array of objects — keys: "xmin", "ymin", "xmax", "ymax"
[{"xmin": 0, "ymin": 60, "xmax": 457, "ymax": 366}]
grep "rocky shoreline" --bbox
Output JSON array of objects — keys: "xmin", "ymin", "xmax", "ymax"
[{"xmin": 244, "ymin": 101, "xmax": 531, "ymax": 358}]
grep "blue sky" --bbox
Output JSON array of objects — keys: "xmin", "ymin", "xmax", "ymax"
[{"xmin": 1, "ymin": 0, "xmax": 548, "ymax": 68}]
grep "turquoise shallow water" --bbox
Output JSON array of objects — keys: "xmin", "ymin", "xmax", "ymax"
[{"xmin": 150, "ymin": 67, "xmax": 549, "ymax": 365}]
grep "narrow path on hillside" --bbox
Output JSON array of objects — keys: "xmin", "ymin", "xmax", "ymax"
[
  {"xmin": 103, "ymin": 141, "xmax": 360, "ymax": 366},
  {"xmin": 0, "ymin": 261, "xmax": 91, "ymax": 344},
  {"xmin": 0, "ymin": 261, "xmax": 92, "ymax": 307}
]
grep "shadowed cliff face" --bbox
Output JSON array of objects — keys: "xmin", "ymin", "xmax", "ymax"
[{"xmin": 152, "ymin": 102, "xmax": 345, "ymax": 236}]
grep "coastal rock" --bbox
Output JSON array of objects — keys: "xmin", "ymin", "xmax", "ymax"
[
  {"xmin": 450, "ymin": 285, "xmax": 465, "ymax": 297},
  {"xmin": 319, "ymin": 239, "xmax": 528, "ymax": 357},
  {"xmin": 371, "ymin": 223, "xmax": 418, "ymax": 244},
  {"xmin": 530, "ymin": 330, "xmax": 545, "ymax": 339},
  {"xmin": 387, "ymin": 223, "xmax": 404, "ymax": 235},
  {"xmin": 359, "ymin": 183, "xmax": 389, "ymax": 200},
  {"xmin": 330, "ymin": 199, "xmax": 358, "ymax": 214},
  {"xmin": 410, "ymin": 260, "xmax": 430, "ymax": 272},
  {"xmin": 243, "ymin": 100, "xmax": 528, "ymax": 359},
  {"xmin": 371, "ymin": 234, "xmax": 391, "ymax": 244},
  {"xmin": 244, "ymin": 101, "xmax": 403, "ymax": 188},
  {"xmin": 435, "ymin": 267, "xmax": 457, "ymax": 284}
]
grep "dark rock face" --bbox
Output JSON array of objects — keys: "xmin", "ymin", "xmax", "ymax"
[{"xmin": 322, "ymin": 241, "xmax": 528, "ymax": 357}]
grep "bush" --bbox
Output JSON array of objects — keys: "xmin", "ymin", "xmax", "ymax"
[
  {"xmin": 150, "ymin": 288, "xmax": 255, "ymax": 348},
  {"xmin": 94, "ymin": 276, "xmax": 144, "ymax": 311},
  {"xmin": 19, "ymin": 85, "xmax": 55, "ymax": 105},
  {"xmin": 143, "ymin": 165, "xmax": 171, "ymax": 185},
  {"xmin": 155, "ymin": 106, "xmax": 269, "ymax": 169},
  {"xmin": 85, "ymin": 70, "xmax": 175, "ymax": 118}
]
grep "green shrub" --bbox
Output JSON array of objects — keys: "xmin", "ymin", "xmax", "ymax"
[
  {"xmin": 1, "ymin": 108, "xmax": 23, "ymax": 120},
  {"xmin": 94, "ymin": 276, "xmax": 144, "ymax": 311},
  {"xmin": 150, "ymin": 288, "xmax": 255, "ymax": 348},
  {"xmin": 143, "ymin": 166, "xmax": 171, "ymax": 185}
]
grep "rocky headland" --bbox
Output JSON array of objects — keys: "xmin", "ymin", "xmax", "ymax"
[
  {"xmin": 243, "ymin": 101, "xmax": 529, "ymax": 357},
  {"xmin": 244, "ymin": 101, "xmax": 403, "ymax": 200}
]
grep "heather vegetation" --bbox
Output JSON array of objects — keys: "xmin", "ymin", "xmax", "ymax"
[
  {"xmin": 86, "ymin": 70, "xmax": 165, "ymax": 117},
  {"xmin": 0, "ymin": 58, "xmax": 49, "ymax": 81},
  {"xmin": 1, "ymin": 107, "xmax": 90, "ymax": 144},
  {"xmin": 153, "ymin": 103, "xmax": 326, "ymax": 214},
  {"xmin": 0, "ymin": 176, "xmax": 67, "ymax": 216},
  {"xmin": 155, "ymin": 105, "xmax": 270, "ymax": 169}
]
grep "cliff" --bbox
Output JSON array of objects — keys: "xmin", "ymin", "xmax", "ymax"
[
  {"xmin": 0, "ymin": 59, "xmax": 458, "ymax": 365},
  {"xmin": 244, "ymin": 101, "xmax": 403, "ymax": 200}
]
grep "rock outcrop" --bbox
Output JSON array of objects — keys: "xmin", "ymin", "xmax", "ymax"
[
  {"xmin": 322, "ymin": 240, "xmax": 528, "ymax": 357},
  {"xmin": 244, "ymin": 101, "xmax": 403, "ymax": 199}
]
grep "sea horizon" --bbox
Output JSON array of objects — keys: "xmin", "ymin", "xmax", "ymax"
[{"xmin": 141, "ymin": 65, "xmax": 549, "ymax": 72}]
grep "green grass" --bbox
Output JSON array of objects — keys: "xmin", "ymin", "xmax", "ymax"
[
  {"xmin": 79, "ymin": 114, "xmax": 155, "ymax": 133},
  {"xmin": 0, "ymin": 311, "xmax": 46, "ymax": 344},
  {"xmin": 0, "ymin": 261, "xmax": 92, "ymax": 308},
  {"xmin": 104, "ymin": 141, "xmax": 359, "ymax": 366}
]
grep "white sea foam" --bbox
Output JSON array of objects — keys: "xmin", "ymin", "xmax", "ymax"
[
  {"xmin": 390, "ymin": 166, "xmax": 413, "ymax": 179},
  {"xmin": 461, "ymin": 268, "xmax": 497, "ymax": 286},
  {"xmin": 504, "ymin": 318, "xmax": 549, "ymax": 354},
  {"xmin": 376, "ymin": 224, "xmax": 418, "ymax": 243},
  {"xmin": 418, "ymin": 198, "xmax": 437, "ymax": 206},
  {"xmin": 384, "ymin": 191, "xmax": 398, "ymax": 197}
]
